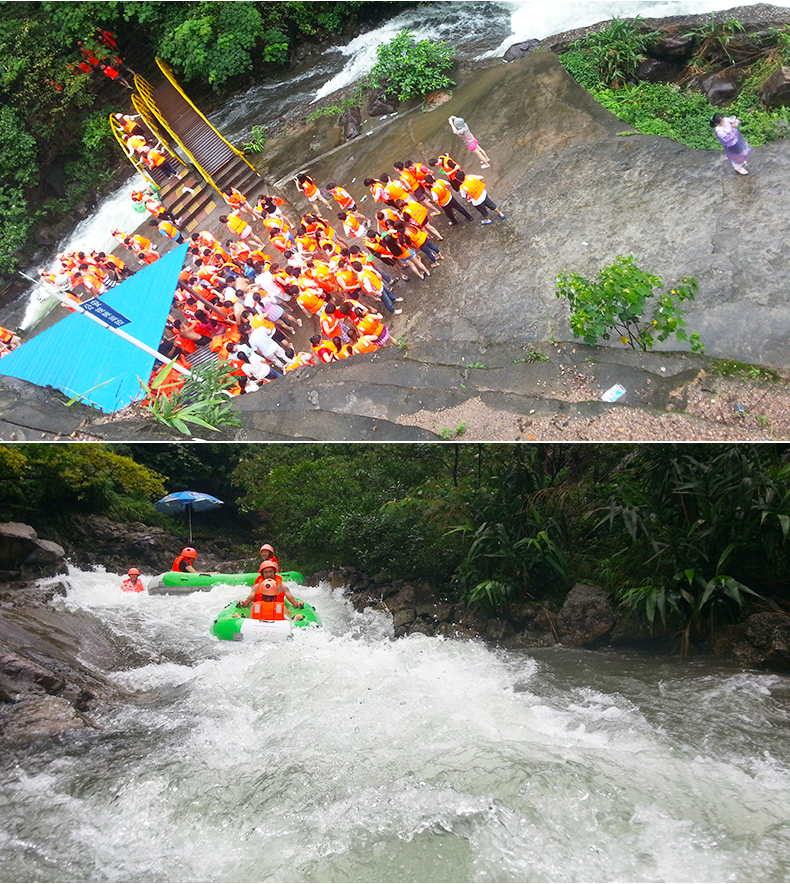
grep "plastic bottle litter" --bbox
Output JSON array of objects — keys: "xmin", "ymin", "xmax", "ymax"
[{"xmin": 601, "ymin": 384, "xmax": 626, "ymax": 402}]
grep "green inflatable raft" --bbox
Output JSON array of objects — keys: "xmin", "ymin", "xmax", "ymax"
[
  {"xmin": 147, "ymin": 570, "xmax": 305, "ymax": 595},
  {"xmin": 211, "ymin": 597, "xmax": 321, "ymax": 643}
]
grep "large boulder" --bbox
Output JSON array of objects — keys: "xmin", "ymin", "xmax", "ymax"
[
  {"xmin": 0, "ymin": 522, "xmax": 66, "ymax": 578},
  {"xmin": 714, "ymin": 612, "xmax": 790, "ymax": 671},
  {"xmin": 635, "ymin": 58, "xmax": 683, "ymax": 84},
  {"xmin": 648, "ymin": 33, "xmax": 696, "ymax": 62},
  {"xmin": 690, "ymin": 73, "xmax": 739, "ymax": 106},
  {"xmin": 761, "ymin": 66, "xmax": 790, "ymax": 108},
  {"xmin": 368, "ymin": 93, "xmax": 399, "ymax": 116},
  {"xmin": 503, "ymin": 39, "xmax": 540, "ymax": 62},
  {"xmin": 557, "ymin": 583, "xmax": 617, "ymax": 647},
  {"xmin": 340, "ymin": 106, "xmax": 362, "ymax": 141}
]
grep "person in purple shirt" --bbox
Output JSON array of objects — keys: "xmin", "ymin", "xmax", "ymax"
[{"xmin": 710, "ymin": 113, "xmax": 754, "ymax": 175}]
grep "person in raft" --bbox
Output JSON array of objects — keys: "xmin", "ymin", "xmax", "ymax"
[
  {"xmin": 710, "ymin": 113, "xmax": 754, "ymax": 176},
  {"xmin": 448, "ymin": 116, "xmax": 492, "ymax": 169},
  {"xmin": 247, "ymin": 577, "xmax": 304, "ymax": 622},
  {"xmin": 238, "ymin": 559, "xmax": 305, "ymax": 611},
  {"xmin": 121, "ymin": 568, "xmax": 145, "ymax": 592},
  {"xmin": 259, "ymin": 543, "xmax": 280, "ymax": 568},
  {"xmin": 172, "ymin": 547, "xmax": 199, "ymax": 573}
]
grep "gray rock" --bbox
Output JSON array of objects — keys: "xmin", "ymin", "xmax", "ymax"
[
  {"xmin": 761, "ymin": 65, "xmax": 790, "ymax": 108},
  {"xmin": 635, "ymin": 58, "xmax": 683, "ymax": 84},
  {"xmin": 2, "ymin": 694, "xmax": 92, "ymax": 742},
  {"xmin": 503, "ymin": 39, "xmax": 540, "ymax": 62},
  {"xmin": 557, "ymin": 583, "xmax": 617, "ymax": 647},
  {"xmin": 340, "ymin": 106, "xmax": 361, "ymax": 141},
  {"xmin": 649, "ymin": 33, "xmax": 696, "ymax": 61},
  {"xmin": 0, "ymin": 523, "xmax": 66, "ymax": 575},
  {"xmin": 716, "ymin": 612, "xmax": 790, "ymax": 671},
  {"xmin": 368, "ymin": 94, "xmax": 399, "ymax": 115}
]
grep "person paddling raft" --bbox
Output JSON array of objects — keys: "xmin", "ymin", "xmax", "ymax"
[{"xmin": 121, "ymin": 567, "xmax": 144, "ymax": 592}]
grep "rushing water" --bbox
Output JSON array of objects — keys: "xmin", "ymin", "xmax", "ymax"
[{"xmin": 2, "ymin": 565, "xmax": 790, "ymax": 883}]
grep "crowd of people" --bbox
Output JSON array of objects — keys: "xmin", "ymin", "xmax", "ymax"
[
  {"xmin": 19, "ymin": 109, "xmax": 505, "ymax": 400},
  {"xmin": 150, "ymin": 146, "xmax": 505, "ymax": 397}
]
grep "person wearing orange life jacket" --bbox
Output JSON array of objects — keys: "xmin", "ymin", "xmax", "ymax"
[
  {"xmin": 148, "ymin": 217, "xmax": 184, "ymax": 244},
  {"xmin": 354, "ymin": 306, "xmax": 391, "ymax": 347},
  {"xmin": 259, "ymin": 544, "xmax": 280, "ymax": 568},
  {"xmin": 219, "ymin": 212, "xmax": 267, "ymax": 250},
  {"xmin": 352, "ymin": 261, "xmax": 401, "ymax": 315},
  {"xmin": 347, "ymin": 325, "xmax": 381, "ymax": 355},
  {"xmin": 222, "ymin": 186, "xmax": 257, "ymax": 219},
  {"xmin": 172, "ymin": 547, "xmax": 199, "ymax": 573},
  {"xmin": 378, "ymin": 173, "xmax": 408, "ymax": 206},
  {"xmin": 115, "ymin": 113, "xmax": 144, "ymax": 137},
  {"xmin": 294, "ymin": 173, "xmax": 333, "ymax": 210},
  {"xmin": 393, "ymin": 198, "xmax": 444, "ymax": 242},
  {"xmin": 239, "ymin": 560, "xmax": 304, "ymax": 609},
  {"xmin": 424, "ymin": 172, "xmax": 473, "ymax": 225},
  {"xmin": 310, "ymin": 333, "xmax": 339, "ymax": 364},
  {"xmin": 125, "ymin": 133, "xmax": 148, "ymax": 157},
  {"xmin": 0, "ymin": 326, "xmax": 21, "ymax": 350},
  {"xmin": 365, "ymin": 231, "xmax": 409, "ymax": 282},
  {"xmin": 429, "ymin": 154, "xmax": 464, "ymax": 191},
  {"xmin": 121, "ymin": 567, "xmax": 145, "ymax": 592},
  {"xmin": 337, "ymin": 211, "xmax": 369, "ymax": 241},
  {"xmin": 455, "ymin": 171, "xmax": 506, "ymax": 224},
  {"xmin": 393, "ymin": 161, "xmax": 441, "ymax": 214},
  {"xmin": 326, "ymin": 182, "xmax": 370, "ymax": 224},
  {"xmin": 282, "ymin": 347, "xmax": 319, "ymax": 371}
]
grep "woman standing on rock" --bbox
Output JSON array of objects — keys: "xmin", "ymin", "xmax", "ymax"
[
  {"xmin": 710, "ymin": 113, "xmax": 753, "ymax": 175},
  {"xmin": 449, "ymin": 116, "xmax": 491, "ymax": 169}
]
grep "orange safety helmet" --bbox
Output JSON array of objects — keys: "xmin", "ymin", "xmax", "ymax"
[
  {"xmin": 260, "ymin": 543, "xmax": 274, "ymax": 555},
  {"xmin": 182, "ymin": 547, "xmax": 197, "ymax": 559},
  {"xmin": 128, "ymin": 567, "xmax": 140, "ymax": 576},
  {"xmin": 259, "ymin": 559, "xmax": 278, "ymax": 571},
  {"xmin": 259, "ymin": 577, "xmax": 279, "ymax": 594}
]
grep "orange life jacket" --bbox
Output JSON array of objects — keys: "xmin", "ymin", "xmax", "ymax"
[
  {"xmin": 358, "ymin": 314, "xmax": 384, "ymax": 337},
  {"xmin": 403, "ymin": 199, "xmax": 428, "ymax": 227},
  {"xmin": 250, "ymin": 595, "xmax": 286, "ymax": 620},
  {"xmin": 121, "ymin": 577, "xmax": 145, "ymax": 593},
  {"xmin": 330, "ymin": 186, "xmax": 354, "ymax": 209},
  {"xmin": 460, "ymin": 175, "xmax": 485, "ymax": 201},
  {"xmin": 172, "ymin": 554, "xmax": 194, "ymax": 572},
  {"xmin": 226, "ymin": 213, "xmax": 248, "ymax": 237},
  {"xmin": 0, "ymin": 326, "xmax": 16, "ymax": 344},
  {"xmin": 430, "ymin": 179, "xmax": 452, "ymax": 207},
  {"xmin": 298, "ymin": 178, "xmax": 318, "ymax": 199},
  {"xmin": 399, "ymin": 169, "xmax": 419, "ymax": 192}
]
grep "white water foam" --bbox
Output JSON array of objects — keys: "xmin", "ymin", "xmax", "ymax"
[{"xmin": 4, "ymin": 565, "xmax": 790, "ymax": 882}]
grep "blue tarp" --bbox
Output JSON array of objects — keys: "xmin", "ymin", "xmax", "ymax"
[{"xmin": 0, "ymin": 244, "xmax": 188, "ymax": 413}]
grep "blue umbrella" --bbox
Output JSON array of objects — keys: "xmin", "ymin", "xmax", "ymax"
[{"xmin": 156, "ymin": 491, "xmax": 224, "ymax": 542}]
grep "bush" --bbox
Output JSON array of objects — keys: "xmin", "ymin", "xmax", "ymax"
[
  {"xmin": 568, "ymin": 16, "xmax": 659, "ymax": 88},
  {"xmin": 370, "ymin": 29, "xmax": 455, "ymax": 101},
  {"xmin": 556, "ymin": 255, "xmax": 705, "ymax": 353}
]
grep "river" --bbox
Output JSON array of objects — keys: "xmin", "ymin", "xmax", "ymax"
[
  {"xmin": 6, "ymin": 0, "xmax": 759, "ymax": 333},
  {"xmin": 1, "ymin": 565, "xmax": 790, "ymax": 882}
]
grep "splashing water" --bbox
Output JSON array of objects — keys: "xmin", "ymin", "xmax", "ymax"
[{"xmin": 2, "ymin": 564, "xmax": 790, "ymax": 882}]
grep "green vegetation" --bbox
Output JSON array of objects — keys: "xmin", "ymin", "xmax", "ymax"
[
  {"xmin": 559, "ymin": 16, "xmax": 790, "ymax": 151},
  {"xmin": 0, "ymin": 1, "xmax": 413, "ymax": 281},
  {"xmin": 556, "ymin": 255, "xmax": 705, "ymax": 353},
  {"xmin": 242, "ymin": 124, "xmax": 267, "ymax": 153},
  {"xmin": 139, "ymin": 358, "xmax": 243, "ymax": 436},
  {"xmin": 369, "ymin": 29, "xmax": 455, "ymax": 101},
  {"xmin": 4, "ymin": 442, "xmax": 790, "ymax": 654},
  {"xmin": 568, "ymin": 16, "xmax": 660, "ymax": 88}
]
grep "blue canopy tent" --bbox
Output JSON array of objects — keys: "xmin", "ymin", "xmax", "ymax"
[{"xmin": 0, "ymin": 243, "xmax": 188, "ymax": 413}]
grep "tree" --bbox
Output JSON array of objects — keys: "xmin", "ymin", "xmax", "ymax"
[{"xmin": 556, "ymin": 254, "xmax": 705, "ymax": 353}]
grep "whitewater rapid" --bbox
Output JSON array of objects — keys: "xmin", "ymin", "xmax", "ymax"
[{"xmin": 1, "ymin": 565, "xmax": 789, "ymax": 882}]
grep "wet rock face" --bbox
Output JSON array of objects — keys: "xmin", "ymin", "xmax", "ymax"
[
  {"xmin": 761, "ymin": 65, "xmax": 790, "ymax": 108},
  {"xmin": 716, "ymin": 612, "xmax": 790, "ymax": 671},
  {"xmin": 503, "ymin": 39, "xmax": 541, "ymax": 62},
  {"xmin": 340, "ymin": 105, "xmax": 362, "ymax": 141},
  {"xmin": 0, "ymin": 522, "xmax": 66, "ymax": 580},
  {"xmin": 635, "ymin": 58, "xmax": 684, "ymax": 84},
  {"xmin": 557, "ymin": 583, "xmax": 617, "ymax": 648}
]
